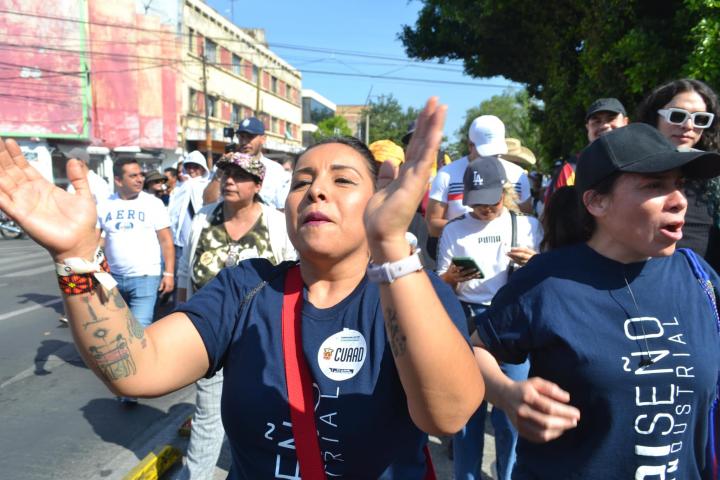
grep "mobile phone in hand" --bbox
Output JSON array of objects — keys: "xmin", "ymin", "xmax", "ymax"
[{"xmin": 451, "ymin": 256, "xmax": 484, "ymax": 278}]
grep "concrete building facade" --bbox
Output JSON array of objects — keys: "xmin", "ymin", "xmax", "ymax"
[
  {"xmin": 181, "ymin": 0, "xmax": 303, "ymax": 164},
  {"xmin": 336, "ymin": 105, "xmax": 368, "ymax": 143}
]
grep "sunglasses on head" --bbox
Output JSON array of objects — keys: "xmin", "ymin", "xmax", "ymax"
[{"xmin": 657, "ymin": 108, "xmax": 715, "ymax": 128}]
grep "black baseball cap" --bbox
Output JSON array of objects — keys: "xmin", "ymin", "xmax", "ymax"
[
  {"xmin": 463, "ymin": 157, "xmax": 506, "ymax": 206},
  {"xmin": 236, "ymin": 117, "xmax": 265, "ymax": 135},
  {"xmin": 575, "ymin": 123, "xmax": 720, "ymax": 196},
  {"xmin": 585, "ymin": 98, "xmax": 627, "ymax": 122}
]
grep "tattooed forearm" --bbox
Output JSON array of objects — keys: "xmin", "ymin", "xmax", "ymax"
[
  {"xmin": 81, "ymin": 297, "xmax": 110, "ymax": 330},
  {"xmin": 100, "ymin": 288, "xmax": 146, "ymax": 347},
  {"xmin": 125, "ymin": 308, "xmax": 146, "ymax": 347},
  {"xmin": 88, "ymin": 329, "xmax": 137, "ymax": 381},
  {"xmin": 384, "ymin": 307, "xmax": 407, "ymax": 357},
  {"xmin": 109, "ymin": 288, "xmax": 126, "ymax": 310}
]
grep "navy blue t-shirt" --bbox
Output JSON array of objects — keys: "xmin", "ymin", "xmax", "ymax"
[
  {"xmin": 476, "ymin": 244, "xmax": 720, "ymax": 479},
  {"xmin": 178, "ymin": 259, "xmax": 469, "ymax": 479}
]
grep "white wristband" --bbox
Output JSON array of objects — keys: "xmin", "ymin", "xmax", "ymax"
[
  {"xmin": 162, "ymin": 272, "xmax": 174, "ymax": 277},
  {"xmin": 54, "ymin": 247, "xmax": 117, "ymax": 290},
  {"xmin": 367, "ymin": 250, "xmax": 423, "ymax": 284}
]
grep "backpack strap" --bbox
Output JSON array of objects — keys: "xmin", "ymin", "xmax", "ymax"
[
  {"xmin": 678, "ymin": 248, "xmax": 720, "ymax": 332},
  {"xmin": 678, "ymin": 248, "xmax": 720, "ymax": 479},
  {"xmin": 507, "ymin": 211, "xmax": 518, "ymax": 276}
]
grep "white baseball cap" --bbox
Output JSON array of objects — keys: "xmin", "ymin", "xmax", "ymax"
[{"xmin": 468, "ymin": 115, "xmax": 508, "ymax": 156}]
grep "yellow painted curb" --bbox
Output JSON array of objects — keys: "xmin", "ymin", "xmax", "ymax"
[{"xmin": 123, "ymin": 444, "xmax": 182, "ymax": 480}]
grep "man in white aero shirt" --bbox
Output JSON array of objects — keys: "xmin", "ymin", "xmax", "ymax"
[{"xmin": 425, "ymin": 115, "xmax": 532, "ymax": 256}]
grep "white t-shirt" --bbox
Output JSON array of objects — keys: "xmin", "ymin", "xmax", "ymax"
[
  {"xmin": 97, "ymin": 191, "xmax": 171, "ymax": 276},
  {"xmin": 429, "ymin": 155, "xmax": 531, "ymax": 221},
  {"xmin": 259, "ymin": 155, "xmax": 291, "ymax": 210},
  {"xmin": 437, "ymin": 208, "xmax": 543, "ymax": 305}
]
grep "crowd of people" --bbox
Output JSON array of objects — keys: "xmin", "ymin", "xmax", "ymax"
[{"xmin": 0, "ymin": 77, "xmax": 719, "ymax": 479}]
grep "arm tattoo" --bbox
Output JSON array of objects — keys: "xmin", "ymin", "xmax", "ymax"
[
  {"xmin": 88, "ymin": 329, "xmax": 136, "ymax": 380},
  {"xmin": 125, "ymin": 309, "xmax": 146, "ymax": 348},
  {"xmin": 81, "ymin": 297, "xmax": 110, "ymax": 330},
  {"xmin": 105, "ymin": 288, "xmax": 146, "ymax": 347},
  {"xmin": 384, "ymin": 307, "xmax": 407, "ymax": 357}
]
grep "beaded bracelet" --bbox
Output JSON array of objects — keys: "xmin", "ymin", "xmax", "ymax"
[
  {"xmin": 55, "ymin": 248, "xmax": 117, "ymax": 295},
  {"xmin": 57, "ymin": 257, "xmax": 111, "ymax": 295}
]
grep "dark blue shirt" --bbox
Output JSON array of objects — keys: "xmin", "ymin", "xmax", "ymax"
[
  {"xmin": 476, "ymin": 244, "xmax": 720, "ymax": 479},
  {"xmin": 178, "ymin": 259, "xmax": 468, "ymax": 479}
]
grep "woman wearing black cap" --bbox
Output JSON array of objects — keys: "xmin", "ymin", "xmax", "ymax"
[
  {"xmin": 473, "ymin": 124, "xmax": 720, "ymax": 478},
  {"xmin": 0, "ymin": 98, "xmax": 483, "ymax": 479}
]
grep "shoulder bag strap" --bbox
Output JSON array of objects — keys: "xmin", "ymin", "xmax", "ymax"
[
  {"xmin": 282, "ymin": 265, "xmax": 326, "ymax": 479},
  {"xmin": 507, "ymin": 211, "xmax": 518, "ymax": 276}
]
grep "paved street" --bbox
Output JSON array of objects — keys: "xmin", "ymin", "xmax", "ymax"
[{"xmin": 0, "ymin": 237, "xmax": 195, "ymax": 480}]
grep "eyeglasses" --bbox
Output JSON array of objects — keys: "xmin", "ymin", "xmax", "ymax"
[{"xmin": 657, "ymin": 108, "xmax": 715, "ymax": 128}]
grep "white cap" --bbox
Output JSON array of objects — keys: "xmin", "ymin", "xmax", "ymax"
[{"xmin": 468, "ymin": 115, "xmax": 508, "ymax": 156}]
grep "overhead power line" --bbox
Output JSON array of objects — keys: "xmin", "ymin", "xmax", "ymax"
[{"xmin": 0, "ymin": 9, "xmax": 466, "ymax": 69}]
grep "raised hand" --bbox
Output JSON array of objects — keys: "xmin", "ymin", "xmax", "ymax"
[
  {"xmin": 0, "ymin": 138, "xmax": 99, "ymax": 261},
  {"xmin": 364, "ymin": 97, "xmax": 446, "ymax": 261}
]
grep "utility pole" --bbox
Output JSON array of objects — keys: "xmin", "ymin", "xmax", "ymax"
[
  {"xmin": 255, "ymin": 67, "xmax": 262, "ymax": 116},
  {"xmin": 363, "ymin": 85, "xmax": 373, "ymax": 144},
  {"xmin": 229, "ymin": 0, "xmax": 237, "ymax": 24},
  {"xmin": 201, "ymin": 54, "xmax": 213, "ymax": 168}
]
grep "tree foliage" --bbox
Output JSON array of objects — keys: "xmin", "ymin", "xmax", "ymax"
[
  {"xmin": 313, "ymin": 116, "xmax": 352, "ymax": 142},
  {"xmin": 401, "ymin": 0, "xmax": 720, "ymax": 161},
  {"xmin": 449, "ymin": 89, "xmax": 544, "ymax": 167},
  {"xmin": 364, "ymin": 94, "xmax": 420, "ymax": 145}
]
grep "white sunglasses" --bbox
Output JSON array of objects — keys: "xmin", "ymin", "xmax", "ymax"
[{"xmin": 657, "ymin": 108, "xmax": 715, "ymax": 128}]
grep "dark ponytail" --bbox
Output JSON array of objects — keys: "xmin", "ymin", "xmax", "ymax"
[{"xmin": 541, "ymin": 173, "xmax": 620, "ymax": 251}]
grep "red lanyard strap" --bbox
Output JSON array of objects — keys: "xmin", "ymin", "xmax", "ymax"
[
  {"xmin": 282, "ymin": 265, "xmax": 326, "ymax": 479},
  {"xmin": 281, "ymin": 264, "xmax": 436, "ymax": 480}
]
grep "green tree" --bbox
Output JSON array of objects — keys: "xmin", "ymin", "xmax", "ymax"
[
  {"xmin": 313, "ymin": 116, "xmax": 352, "ymax": 142},
  {"xmin": 400, "ymin": 0, "xmax": 720, "ymax": 160},
  {"xmin": 364, "ymin": 94, "xmax": 420, "ymax": 145},
  {"xmin": 449, "ymin": 89, "xmax": 545, "ymax": 168}
]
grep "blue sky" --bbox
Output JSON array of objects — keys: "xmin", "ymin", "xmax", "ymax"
[{"xmin": 205, "ymin": 0, "xmax": 518, "ymax": 144}]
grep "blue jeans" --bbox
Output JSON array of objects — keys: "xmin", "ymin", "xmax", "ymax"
[
  {"xmin": 113, "ymin": 274, "xmax": 161, "ymax": 327},
  {"xmin": 454, "ymin": 302, "xmax": 530, "ymax": 480}
]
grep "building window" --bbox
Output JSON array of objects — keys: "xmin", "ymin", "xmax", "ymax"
[
  {"xmin": 271, "ymin": 116, "xmax": 278, "ymax": 132},
  {"xmin": 189, "ymin": 88, "xmax": 199, "ymax": 113},
  {"xmin": 188, "ymin": 28, "xmax": 195, "ymax": 53},
  {"xmin": 232, "ymin": 54, "xmax": 241, "ymax": 75},
  {"xmin": 271, "ymin": 76, "xmax": 278, "ymax": 94},
  {"xmin": 252, "ymin": 65, "xmax": 259, "ymax": 83},
  {"xmin": 204, "ymin": 38, "xmax": 217, "ymax": 62},
  {"xmin": 231, "ymin": 104, "xmax": 240, "ymax": 124},
  {"xmin": 207, "ymin": 95, "xmax": 217, "ymax": 118}
]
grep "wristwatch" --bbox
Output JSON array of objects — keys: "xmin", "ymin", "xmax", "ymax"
[{"xmin": 367, "ymin": 250, "xmax": 423, "ymax": 284}]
